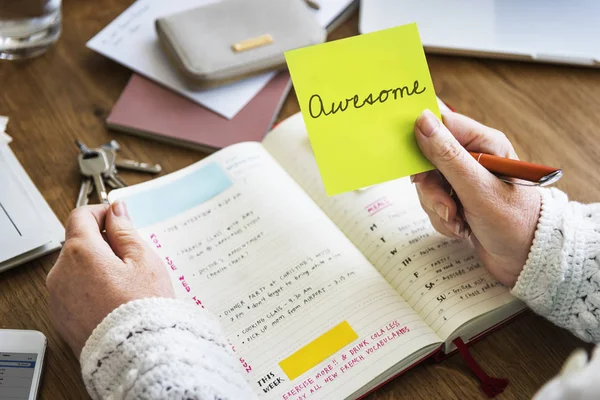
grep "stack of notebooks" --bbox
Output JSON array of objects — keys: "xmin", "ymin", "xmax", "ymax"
[
  {"xmin": 0, "ymin": 117, "xmax": 64, "ymax": 273},
  {"xmin": 88, "ymin": 0, "xmax": 358, "ymax": 151}
]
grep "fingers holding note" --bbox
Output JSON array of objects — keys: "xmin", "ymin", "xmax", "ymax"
[
  {"xmin": 413, "ymin": 170, "xmax": 468, "ymax": 239},
  {"xmin": 413, "ymin": 110, "xmax": 541, "ymax": 287}
]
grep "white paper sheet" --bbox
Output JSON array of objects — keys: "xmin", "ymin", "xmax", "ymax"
[
  {"xmin": 0, "ymin": 117, "xmax": 64, "ymax": 272},
  {"xmin": 0, "ymin": 133, "xmax": 10, "ymax": 145},
  {"xmin": 86, "ymin": 0, "xmax": 355, "ymax": 119},
  {"xmin": 0, "ymin": 116, "xmax": 10, "ymax": 145}
]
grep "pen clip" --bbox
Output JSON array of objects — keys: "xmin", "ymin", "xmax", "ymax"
[
  {"xmin": 538, "ymin": 169, "xmax": 563, "ymax": 186},
  {"xmin": 497, "ymin": 177, "xmax": 540, "ymax": 187},
  {"xmin": 497, "ymin": 169, "xmax": 562, "ymax": 187}
]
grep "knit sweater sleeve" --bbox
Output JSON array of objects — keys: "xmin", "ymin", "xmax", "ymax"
[
  {"xmin": 79, "ymin": 297, "xmax": 257, "ymax": 400},
  {"xmin": 512, "ymin": 188, "xmax": 600, "ymax": 342}
]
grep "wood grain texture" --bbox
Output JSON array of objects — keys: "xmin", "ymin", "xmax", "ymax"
[{"xmin": 0, "ymin": 2, "xmax": 598, "ymax": 399}]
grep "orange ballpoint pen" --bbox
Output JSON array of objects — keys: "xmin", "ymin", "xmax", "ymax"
[{"xmin": 468, "ymin": 152, "xmax": 562, "ymax": 186}]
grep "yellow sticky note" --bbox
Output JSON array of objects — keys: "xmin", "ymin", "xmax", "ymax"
[{"xmin": 284, "ymin": 23, "xmax": 440, "ymax": 195}]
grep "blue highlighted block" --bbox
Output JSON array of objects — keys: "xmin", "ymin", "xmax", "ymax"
[{"xmin": 124, "ymin": 162, "xmax": 233, "ymax": 229}]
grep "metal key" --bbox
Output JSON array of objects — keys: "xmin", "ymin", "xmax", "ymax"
[
  {"xmin": 101, "ymin": 140, "xmax": 161, "ymax": 175},
  {"xmin": 115, "ymin": 158, "xmax": 162, "ymax": 174},
  {"xmin": 96, "ymin": 147, "xmax": 127, "ymax": 188},
  {"xmin": 78, "ymin": 151, "xmax": 110, "ymax": 204},
  {"xmin": 103, "ymin": 139, "xmax": 120, "ymax": 152},
  {"xmin": 75, "ymin": 140, "xmax": 95, "ymax": 207},
  {"xmin": 76, "ymin": 178, "xmax": 93, "ymax": 207},
  {"xmin": 75, "ymin": 140, "xmax": 93, "ymax": 155}
]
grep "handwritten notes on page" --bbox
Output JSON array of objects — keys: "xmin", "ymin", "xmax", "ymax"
[
  {"xmin": 87, "ymin": 0, "xmax": 356, "ymax": 119},
  {"xmin": 108, "ymin": 142, "xmax": 441, "ymax": 399},
  {"xmin": 262, "ymin": 113, "xmax": 524, "ymax": 344},
  {"xmin": 285, "ymin": 23, "xmax": 440, "ymax": 195}
]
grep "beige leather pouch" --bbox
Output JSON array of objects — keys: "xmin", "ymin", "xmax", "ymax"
[{"xmin": 156, "ymin": 0, "xmax": 326, "ymax": 88}]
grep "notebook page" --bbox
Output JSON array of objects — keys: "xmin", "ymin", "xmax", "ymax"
[
  {"xmin": 108, "ymin": 142, "xmax": 440, "ymax": 399},
  {"xmin": 262, "ymin": 114, "xmax": 523, "ymax": 341}
]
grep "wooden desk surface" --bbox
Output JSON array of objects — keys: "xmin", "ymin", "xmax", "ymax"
[{"xmin": 1, "ymin": 1, "xmax": 599, "ymax": 399}]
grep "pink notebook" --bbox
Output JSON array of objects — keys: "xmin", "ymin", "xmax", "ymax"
[{"xmin": 106, "ymin": 72, "xmax": 291, "ymax": 152}]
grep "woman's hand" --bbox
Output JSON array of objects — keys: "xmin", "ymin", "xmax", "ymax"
[
  {"xmin": 413, "ymin": 109, "xmax": 541, "ymax": 287},
  {"xmin": 46, "ymin": 202, "xmax": 174, "ymax": 358}
]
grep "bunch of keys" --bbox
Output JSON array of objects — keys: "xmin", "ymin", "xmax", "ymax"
[{"xmin": 75, "ymin": 140, "xmax": 162, "ymax": 207}]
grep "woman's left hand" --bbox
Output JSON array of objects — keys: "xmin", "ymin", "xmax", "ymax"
[{"xmin": 46, "ymin": 202, "xmax": 174, "ymax": 358}]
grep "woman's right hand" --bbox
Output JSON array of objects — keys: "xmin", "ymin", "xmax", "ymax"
[{"xmin": 412, "ymin": 109, "xmax": 542, "ymax": 287}]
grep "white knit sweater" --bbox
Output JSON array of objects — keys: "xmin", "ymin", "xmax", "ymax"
[
  {"xmin": 80, "ymin": 298, "xmax": 256, "ymax": 400},
  {"xmin": 80, "ymin": 188, "xmax": 600, "ymax": 399}
]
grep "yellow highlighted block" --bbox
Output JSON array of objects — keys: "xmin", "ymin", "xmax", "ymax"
[{"xmin": 279, "ymin": 321, "xmax": 358, "ymax": 380}]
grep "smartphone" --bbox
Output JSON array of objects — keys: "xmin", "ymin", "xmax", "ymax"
[{"xmin": 0, "ymin": 330, "xmax": 47, "ymax": 400}]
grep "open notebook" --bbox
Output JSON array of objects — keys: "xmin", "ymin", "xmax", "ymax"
[{"xmin": 108, "ymin": 112, "xmax": 526, "ymax": 399}]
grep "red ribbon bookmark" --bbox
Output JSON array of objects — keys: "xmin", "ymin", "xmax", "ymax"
[{"xmin": 452, "ymin": 337, "xmax": 508, "ymax": 398}]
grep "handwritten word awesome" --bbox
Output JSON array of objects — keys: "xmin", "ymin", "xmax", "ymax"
[{"xmin": 308, "ymin": 80, "xmax": 426, "ymax": 119}]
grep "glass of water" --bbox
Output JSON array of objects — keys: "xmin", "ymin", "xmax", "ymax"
[{"xmin": 0, "ymin": 0, "xmax": 61, "ymax": 60}]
